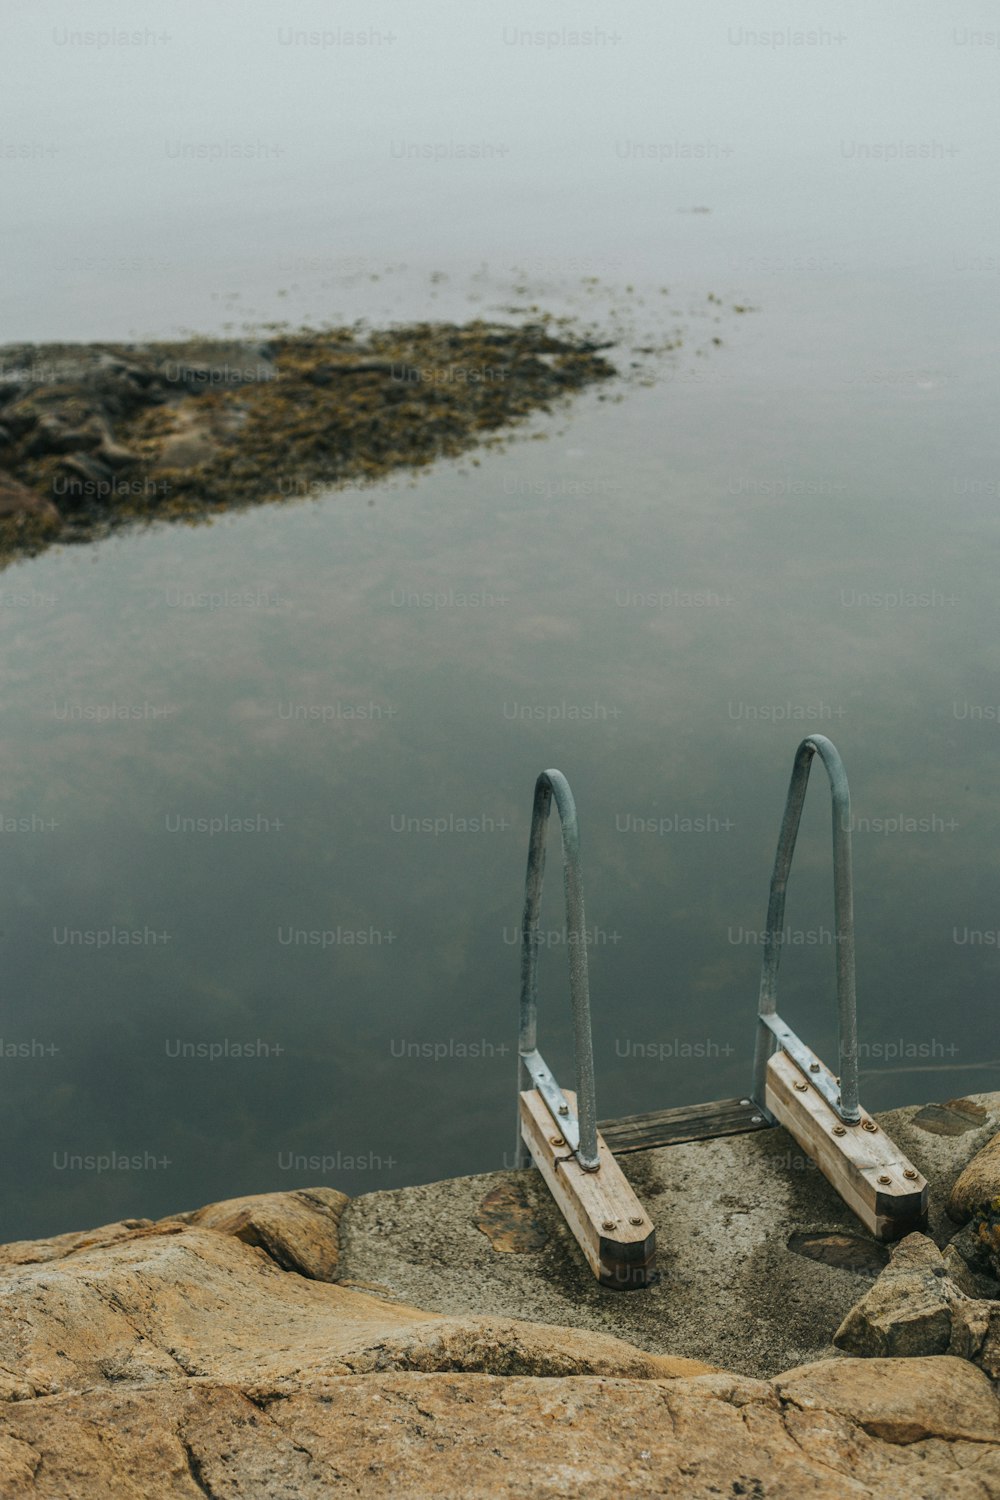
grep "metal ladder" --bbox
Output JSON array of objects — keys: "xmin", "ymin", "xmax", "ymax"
[
  {"xmin": 748, "ymin": 735, "xmax": 927, "ymax": 1241},
  {"xmin": 515, "ymin": 770, "xmax": 657, "ymax": 1289},
  {"xmin": 514, "ymin": 740, "xmax": 928, "ymax": 1272}
]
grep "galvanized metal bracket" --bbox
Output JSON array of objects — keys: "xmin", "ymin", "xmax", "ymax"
[
  {"xmin": 750, "ymin": 736, "xmax": 928, "ymax": 1240},
  {"xmin": 516, "ymin": 769, "xmax": 656, "ymax": 1288}
]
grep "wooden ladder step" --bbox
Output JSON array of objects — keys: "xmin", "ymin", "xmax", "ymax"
[{"xmin": 599, "ymin": 1096, "xmax": 771, "ymax": 1155}]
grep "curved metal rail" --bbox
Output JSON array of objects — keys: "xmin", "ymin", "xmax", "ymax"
[
  {"xmin": 516, "ymin": 769, "xmax": 600, "ymax": 1172},
  {"xmin": 751, "ymin": 734, "xmax": 861, "ymax": 1125}
]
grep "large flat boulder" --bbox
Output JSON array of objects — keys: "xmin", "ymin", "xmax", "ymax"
[
  {"xmin": 1, "ymin": 1175, "xmax": 999, "ymax": 1495},
  {"xmin": 0, "ymin": 1215, "xmax": 709, "ymax": 1404},
  {"xmin": 1, "ymin": 1361, "xmax": 997, "ymax": 1498}
]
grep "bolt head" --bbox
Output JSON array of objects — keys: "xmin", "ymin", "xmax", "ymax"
[
  {"xmin": 862, "ymin": 1119, "xmax": 878, "ymax": 1132},
  {"xmin": 903, "ymin": 1168, "xmax": 919, "ymax": 1181},
  {"xmin": 628, "ymin": 1216, "xmax": 644, "ymax": 1226},
  {"xmin": 809, "ymin": 1062, "xmax": 820, "ymax": 1072},
  {"xmin": 557, "ymin": 1104, "xmax": 569, "ymax": 1116},
  {"xmin": 550, "ymin": 1136, "xmax": 564, "ymax": 1148},
  {"xmin": 832, "ymin": 1125, "xmax": 846, "ymax": 1136},
  {"xmin": 878, "ymin": 1174, "xmax": 892, "ymax": 1185},
  {"xmin": 602, "ymin": 1219, "xmax": 618, "ymax": 1231}
]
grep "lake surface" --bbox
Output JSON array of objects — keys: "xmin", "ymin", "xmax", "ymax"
[{"xmin": 3, "ymin": 0, "xmax": 999, "ymax": 1240}]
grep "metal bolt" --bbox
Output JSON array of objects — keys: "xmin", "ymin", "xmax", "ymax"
[
  {"xmin": 878, "ymin": 1174, "xmax": 892, "ymax": 1185},
  {"xmin": 809, "ymin": 1062, "xmax": 820, "ymax": 1073},
  {"xmin": 903, "ymin": 1169, "xmax": 919, "ymax": 1181},
  {"xmin": 750, "ymin": 1114, "xmax": 763, "ymax": 1124},
  {"xmin": 602, "ymin": 1219, "xmax": 618, "ymax": 1231},
  {"xmin": 862, "ymin": 1119, "xmax": 878, "ymax": 1132},
  {"xmin": 794, "ymin": 1080, "xmax": 808, "ymax": 1092},
  {"xmin": 832, "ymin": 1125, "xmax": 846, "ymax": 1136},
  {"xmin": 550, "ymin": 1136, "xmax": 565, "ymax": 1148},
  {"xmin": 740, "ymin": 1098, "xmax": 751, "ymax": 1106},
  {"xmin": 557, "ymin": 1104, "xmax": 569, "ymax": 1116},
  {"xmin": 628, "ymin": 1216, "xmax": 644, "ymax": 1226}
]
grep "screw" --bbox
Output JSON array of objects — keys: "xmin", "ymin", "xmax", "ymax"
[
  {"xmin": 602, "ymin": 1219, "xmax": 618, "ymax": 1231},
  {"xmin": 550, "ymin": 1136, "xmax": 565, "ymax": 1148},
  {"xmin": 750, "ymin": 1114, "xmax": 763, "ymax": 1123},
  {"xmin": 903, "ymin": 1169, "xmax": 919, "ymax": 1181},
  {"xmin": 832, "ymin": 1125, "xmax": 846, "ymax": 1136},
  {"xmin": 809, "ymin": 1062, "xmax": 820, "ymax": 1072},
  {"xmin": 557, "ymin": 1104, "xmax": 569, "ymax": 1116},
  {"xmin": 862, "ymin": 1119, "xmax": 878, "ymax": 1133},
  {"xmin": 740, "ymin": 1097, "xmax": 751, "ymax": 1106},
  {"xmin": 878, "ymin": 1174, "xmax": 892, "ymax": 1185},
  {"xmin": 794, "ymin": 1080, "xmax": 808, "ymax": 1092},
  {"xmin": 629, "ymin": 1216, "xmax": 644, "ymax": 1226}
]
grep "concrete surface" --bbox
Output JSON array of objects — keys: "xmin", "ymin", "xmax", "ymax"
[{"xmin": 338, "ymin": 1091, "xmax": 1000, "ymax": 1378}]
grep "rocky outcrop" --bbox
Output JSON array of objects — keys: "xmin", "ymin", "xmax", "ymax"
[
  {"xmin": 0, "ymin": 470, "xmax": 60, "ymax": 532},
  {"xmin": 834, "ymin": 1231, "xmax": 1000, "ymax": 1377},
  {"xmin": 0, "ymin": 1191, "xmax": 713, "ymax": 1400},
  {"xmin": 175, "ymin": 1186, "xmax": 349, "ymax": 1283},
  {"xmin": 1, "ymin": 1187, "xmax": 999, "ymax": 1496},
  {"xmin": 1, "ymin": 1354, "xmax": 998, "ymax": 1497},
  {"xmin": 0, "ymin": 326, "xmax": 617, "ymax": 565},
  {"xmin": 949, "ymin": 1129, "xmax": 1000, "ymax": 1262}
]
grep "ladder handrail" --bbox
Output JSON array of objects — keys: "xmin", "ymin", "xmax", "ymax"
[
  {"xmin": 516, "ymin": 769, "xmax": 600, "ymax": 1171},
  {"xmin": 751, "ymin": 734, "xmax": 861, "ymax": 1124}
]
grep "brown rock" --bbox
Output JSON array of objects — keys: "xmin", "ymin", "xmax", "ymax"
[
  {"xmin": 1, "ymin": 1363, "xmax": 999, "ymax": 1498},
  {"xmin": 51, "ymin": 452, "xmax": 113, "ymax": 506},
  {"xmin": 0, "ymin": 1217, "xmax": 710, "ymax": 1402},
  {"xmin": 776, "ymin": 1353, "xmax": 1000, "ymax": 1444},
  {"xmin": 834, "ymin": 1233, "xmax": 955, "ymax": 1358},
  {"xmin": 834, "ymin": 1231, "xmax": 1000, "ymax": 1377},
  {"xmin": 0, "ymin": 1215, "xmax": 158, "ymax": 1269},
  {"xmin": 24, "ymin": 410, "xmax": 104, "ymax": 456},
  {"xmin": 0, "ymin": 470, "xmax": 59, "ymax": 528},
  {"xmin": 180, "ymin": 1185, "xmax": 349, "ymax": 1281},
  {"xmin": 95, "ymin": 434, "xmax": 140, "ymax": 468},
  {"xmin": 1, "ymin": 1197, "xmax": 999, "ymax": 1496},
  {"xmin": 948, "ymin": 1129, "xmax": 1000, "ymax": 1223}
]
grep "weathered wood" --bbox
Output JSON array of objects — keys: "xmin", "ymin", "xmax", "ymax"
[
  {"xmin": 519, "ymin": 1089, "xmax": 656, "ymax": 1289},
  {"xmin": 765, "ymin": 1050, "xmax": 928, "ymax": 1241},
  {"xmin": 599, "ymin": 1096, "xmax": 770, "ymax": 1155}
]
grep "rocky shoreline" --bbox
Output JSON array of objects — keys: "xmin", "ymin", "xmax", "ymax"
[
  {"xmin": 0, "ymin": 322, "xmax": 617, "ymax": 566},
  {"xmin": 2, "ymin": 1093, "xmax": 998, "ymax": 1496}
]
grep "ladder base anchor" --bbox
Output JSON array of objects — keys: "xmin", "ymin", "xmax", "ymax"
[
  {"xmin": 519, "ymin": 1088, "xmax": 657, "ymax": 1289},
  {"xmin": 765, "ymin": 1050, "xmax": 928, "ymax": 1242}
]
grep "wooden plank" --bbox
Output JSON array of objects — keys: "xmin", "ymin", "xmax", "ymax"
[
  {"xmin": 765, "ymin": 1050, "xmax": 928, "ymax": 1242},
  {"xmin": 599, "ymin": 1096, "xmax": 770, "ymax": 1155},
  {"xmin": 520, "ymin": 1089, "xmax": 656, "ymax": 1289}
]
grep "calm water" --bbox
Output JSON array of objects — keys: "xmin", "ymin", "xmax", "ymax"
[{"xmin": 3, "ymin": 0, "xmax": 999, "ymax": 1239}]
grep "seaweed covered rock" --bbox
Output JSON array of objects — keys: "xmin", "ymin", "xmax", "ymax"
[{"xmin": 0, "ymin": 323, "xmax": 617, "ymax": 565}]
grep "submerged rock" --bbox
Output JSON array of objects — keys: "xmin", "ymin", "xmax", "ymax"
[
  {"xmin": 0, "ymin": 470, "xmax": 59, "ymax": 531},
  {"xmin": 0, "ymin": 322, "xmax": 618, "ymax": 566}
]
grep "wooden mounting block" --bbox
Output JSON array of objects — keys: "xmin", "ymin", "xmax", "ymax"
[
  {"xmin": 765, "ymin": 1050, "xmax": 928, "ymax": 1241},
  {"xmin": 519, "ymin": 1088, "xmax": 656, "ymax": 1289}
]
